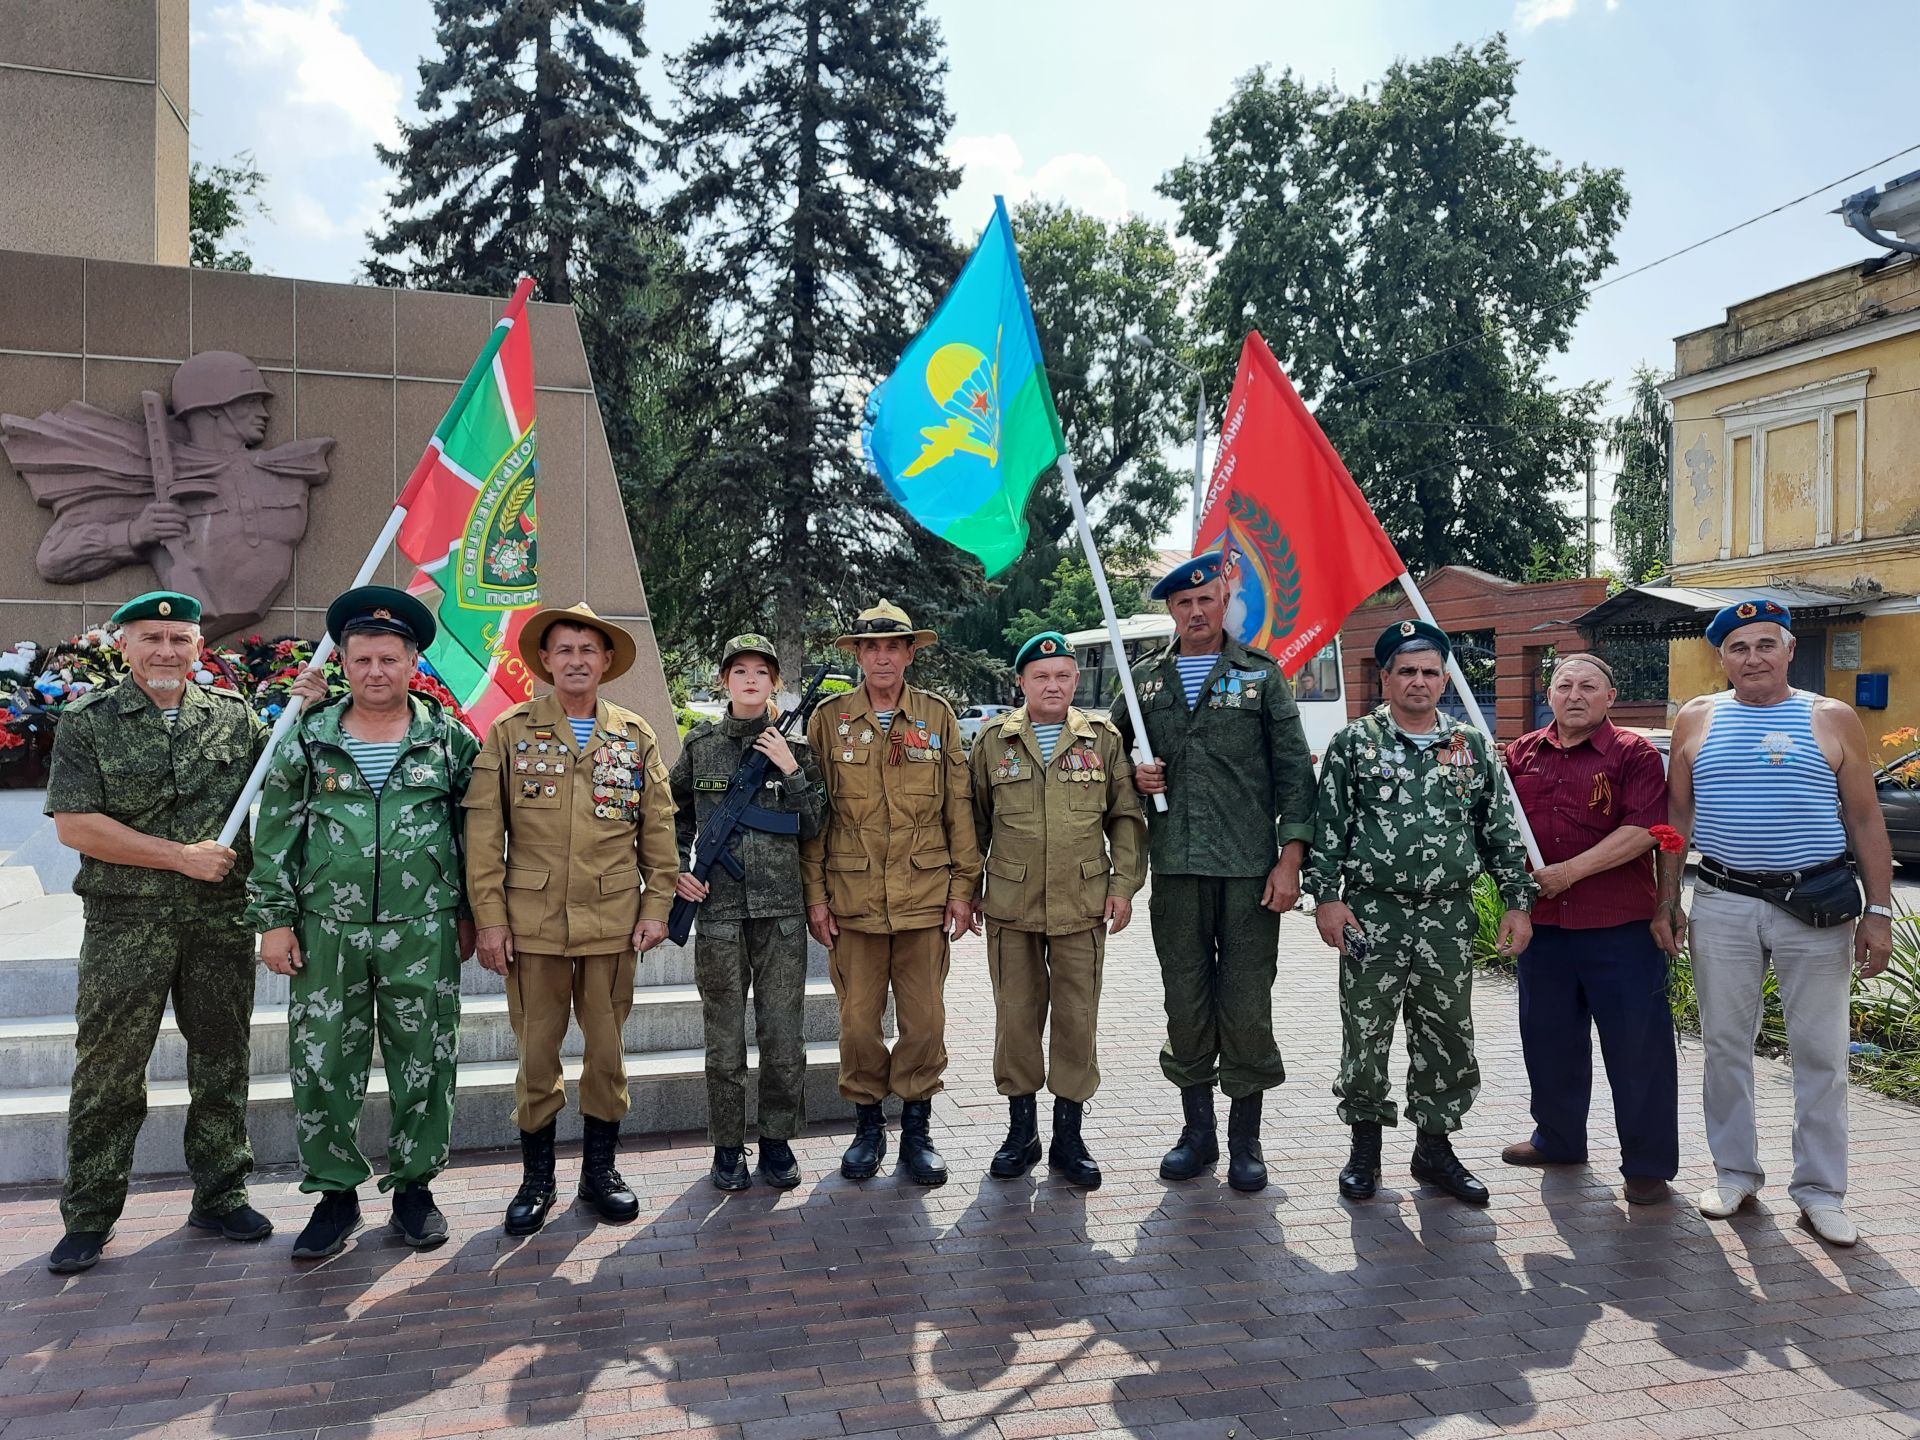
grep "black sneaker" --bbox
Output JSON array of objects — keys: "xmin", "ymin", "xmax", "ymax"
[
  {"xmin": 390, "ymin": 1184, "xmax": 449, "ymax": 1249},
  {"xmin": 757, "ymin": 1139, "xmax": 802, "ymax": 1190},
  {"xmin": 47, "ymin": 1227, "xmax": 113, "ymax": 1274},
  {"xmin": 291, "ymin": 1191, "xmax": 362, "ymax": 1260},
  {"xmin": 711, "ymin": 1146, "xmax": 751, "ymax": 1192},
  {"xmin": 187, "ymin": 1203, "xmax": 273, "ymax": 1242}
]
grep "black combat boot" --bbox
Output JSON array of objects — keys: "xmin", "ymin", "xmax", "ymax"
[
  {"xmin": 291, "ymin": 1191, "xmax": 362, "ymax": 1261},
  {"xmin": 989, "ymin": 1094, "xmax": 1042, "ymax": 1179},
  {"xmin": 840, "ymin": 1103, "xmax": 888, "ymax": 1180},
  {"xmin": 578, "ymin": 1116, "xmax": 641, "ymax": 1223},
  {"xmin": 1226, "ymin": 1094, "xmax": 1269, "ymax": 1193},
  {"xmin": 757, "ymin": 1139, "xmax": 802, "ymax": 1189},
  {"xmin": 1159, "ymin": 1084, "xmax": 1219, "ymax": 1181},
  {"xmin": 1047, "ymin": 1097, "xmax": 1102, "ymax": 1190},
  {"xmin": 711, "ymin": 1146, "xmax": 751, "ymax": 1192},
  {"xmin": 899, "ymin": 1099, "xmax": 948, "ymax": 1186},
  {"xmin": 391, "ymin": 1183, "xmax": 449, "ymax": 1249},
  {"xmin": 1339, "ymin": 1122, "xmax": 1383, "ymax": 1200},
  {"xmin": 1411, "ymin": 1129, "xmax": 1490, "ymax": 1206},
  {"xmin": 505, "ymin": 1120, "xmax": 558, "ymax": 1235}
]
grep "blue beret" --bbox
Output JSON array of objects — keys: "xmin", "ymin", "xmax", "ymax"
[
  {"xmin": 1375, "ymin": 619, "xmax": 1451, "ymax": 670},
  {"xmin": 1151, "ymin": 549, "xmax": 1225, "ymax": 601},
  {"xmin": 1014, "ymin": 631, "xmax": 1074, "ymax": 673},
  {"xmin": 1705, "ymin": 598, "xmax": 1792, "ymax": 647},
  {"xmin": 326, "ymin": 584, "xmax": 438, "ymax": 650},
  {"xmin": 110, "ymin": 590, "xmax": 201, "ymax": 625}
]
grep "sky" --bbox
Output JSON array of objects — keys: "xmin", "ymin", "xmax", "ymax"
[{"xmin": 188, "ymin": 0, "xmax": 1920, "ymax": 554}]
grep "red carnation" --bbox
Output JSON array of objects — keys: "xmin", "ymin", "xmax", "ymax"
[{"xmin": 1650, "ymin": 824, "xmax": 1686, "ymax": 854}]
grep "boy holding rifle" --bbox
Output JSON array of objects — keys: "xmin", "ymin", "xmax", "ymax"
[{"xmin": 669, "ymin": 635, "xmax": 827, "ymax": 1191}]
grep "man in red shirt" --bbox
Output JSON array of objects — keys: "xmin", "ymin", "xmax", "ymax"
[{"xmin": 1502, "ymin": 654, "xmax": 1676, "ymax": 1205}]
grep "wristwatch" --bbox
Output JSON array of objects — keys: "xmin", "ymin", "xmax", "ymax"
[{"xmin": 1866, "ymin": 904, "xmax": 1895, "ymax": 919}]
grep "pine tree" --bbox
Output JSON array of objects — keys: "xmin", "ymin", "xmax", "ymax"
[
  {"xmin": 657, "ymin": 0, "xmax": 963, "ymax": 680},
  {"xmin": 1607, "ymin": 366, "xmax": 1672, "ymax": 582}
]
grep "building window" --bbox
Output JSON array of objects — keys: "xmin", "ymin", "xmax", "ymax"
[{"xmin": 1716, "ymin": 369, "xmax": 1869, "ymax": 559}]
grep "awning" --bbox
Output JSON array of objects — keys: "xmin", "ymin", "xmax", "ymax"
[{"xmin": 1571, "ymin": 582, "xmax": 1891, "ymax": 640}]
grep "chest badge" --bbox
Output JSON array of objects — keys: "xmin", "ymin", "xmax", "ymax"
[{"xmin": 1761, "ymin": 732, "xmax": 1795, "ymax": 765}]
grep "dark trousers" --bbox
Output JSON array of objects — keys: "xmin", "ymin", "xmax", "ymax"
[
  {"xmin": 1148, "ymin": 875, "xmax": 1284, "ymax": 1098},
  {"xmin": 1517, "ymin": 920, "xmax": 1678, "ymax": 1179}
]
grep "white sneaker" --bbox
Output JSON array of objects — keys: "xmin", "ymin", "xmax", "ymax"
[
  {"xmin": 1695, "ymin": 1185, "xmax": 1753, "ymax": 1219},
  {"xmin": 1801, "ymin": 1207, "xmax": 1858, "ymax": 1247}
]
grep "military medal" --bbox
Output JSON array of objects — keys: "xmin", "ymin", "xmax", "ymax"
[
  {"xmin": 324, "ymin": 776, "xmax": 337, "ymax": 792},
  {"xmin": 544, "ymin": 783, "xmax": 557, "ymax": 797},
  {"xmin": 838, "ymin": 723, "xmax": 850, "ymax": 736},
  {"xmin": 860, "ymin": 728, "xmax": 874, "ymax": 744},
  {"xmin": 516, "ymin": 759, "xmax": 528, "ymax": 772},
  {"xmin": 522, "ymin": 780, "xmax": 539, "ymax": 798},
  {"xmin": 516, "ymin": 740, "xmax": 529, "ymax": 752},
  {"xmin": 842, "ymin": 751, "xmax": 854, "ymax": 762},
  {"xmin": 535, "ymin": 760, "xmax": 547, "ymax": 773},
  {"xmin": 1379, "ymin": 784, "xmax": 1394, "ymax": 800}
]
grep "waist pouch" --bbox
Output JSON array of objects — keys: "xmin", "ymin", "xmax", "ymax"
[{"xmin": 1701, "ymin": 857, "xmax": 1861, "ymax": 929}]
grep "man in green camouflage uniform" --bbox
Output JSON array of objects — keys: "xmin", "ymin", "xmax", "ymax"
[
  {"xmin": 669, "ymin": 634, "xmax": 826, "ymax": 1192},
  {"xmin": 247, "ymin": 587, "xmax": 477, "ymax": 1260},
  {"xmin": 44, "ymin": 591, "xmax": 273, "ymax": 1275},
  {"xmin": 1116, "ymin": 551, "xmax": 1317, "ymax": 1193},
  {"xmin": 1304, "ymin": 620, "xmax": 1536, "ymax": 1205}
]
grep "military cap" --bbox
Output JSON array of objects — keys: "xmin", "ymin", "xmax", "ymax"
[
  {"xmin": 1014, "ymin": 631, "xmax": 1075, "ymax": 673},
  {"xmin": 1374, "ymin": 618, "xmax": 1451, "ymax": 670},
  {"xmin": 836, "ymin": 599, "xmax": 936, "ymax": 651},
  {"xmin": 1705, "ymin": 597, "xmax": 1792, "ymax": 647},
  {"xmin": 326, "ymin": 584, "xmax": 437, "ymax": 650},
  {"xmin": 720, "ymin": 632, "xmax": 781, "ymax": 675},
  {"xmin": 1150, "ymin": 549, "xmax": 1225, "ymax": 601},
  {"xmin": 110, "ymin": 590, "xmax": 201, "ymax": 626}
]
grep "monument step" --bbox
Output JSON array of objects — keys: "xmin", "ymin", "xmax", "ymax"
[
  {"xmin": 0, "ymin": 865, "xmax": 40, "ymax": 908},
  {"xmin": 0, "ymin": 1041, "xmax": 855, "ymax": 1186},
  {"xmin": 0, "ymin": 979, "xmax": 843, "ymax": 1088}
]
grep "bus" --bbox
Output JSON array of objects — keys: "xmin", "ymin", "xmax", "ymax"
[{"xmin": 1061, "ymin": 616, "xmax": 1350, "ymax": 765}]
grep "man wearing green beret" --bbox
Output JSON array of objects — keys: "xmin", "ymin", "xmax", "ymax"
[
  {"xmin": 247, "ymin": 585, "xmax": 479, "ymax": 1260},
  {"xmin": 44, "ymin": 591, "xmax": 274, "ymax": 1274},
  {"xmin": 1304, "ymin": 619, "xmax": 1535, "ymax": 1205},
  {"xmin": 1116, "ymin": 552, "xmax": 1317, "ymax": 1193},
  {"xmin": 968, "ymin": 632, "xmax": 1147, "ymax": 1188}
]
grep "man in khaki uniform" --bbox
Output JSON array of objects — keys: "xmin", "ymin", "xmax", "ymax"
[
  {"xmin": 465, "ymin": 603, "xmax": 678, "ymax": 1233},
  {"xmin": 801, "ymin": 601, "xmax": 980, "ymax": 1185},
  {"xmin": 970, "ymin": 631, "xmax": 1147, "ymax": 1189}
]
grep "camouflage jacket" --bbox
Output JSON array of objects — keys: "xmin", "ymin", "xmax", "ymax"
[
  {"xmin": 1115, "ymin": 636, "xmax": 1316, "ymax": 877},
  {"xmin": 245, "ymin": 694, "xmax": 479, "ymax": 931},
  {"xmin": 44, "ymin": 678, "xmax": 266, "ymax": 917},
  {"xmin": 668, "ymin": 708, "xmax": 826, "ymax": 921},
  {"xmin": 1303, "ymin": 705, "xmax": 1536, "ymax": 910}
]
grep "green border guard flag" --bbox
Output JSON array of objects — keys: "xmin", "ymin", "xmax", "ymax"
[{"xmin": 863, "ymin": 197, "xmax": 1063, "ymax": 577}]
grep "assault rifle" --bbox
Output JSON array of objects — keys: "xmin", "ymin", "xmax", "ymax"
[{"xmin": 667, "ymin": 665, "xmax": 830, "ymax": 947}]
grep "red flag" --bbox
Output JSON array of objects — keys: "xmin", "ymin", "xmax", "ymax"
[{"xmin": 1194, "ymin": 332, "xmax": 1404, "ymax": 678}]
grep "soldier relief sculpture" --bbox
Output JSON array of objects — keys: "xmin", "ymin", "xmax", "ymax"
[{"xmin": 1, "ymin": 352, "xmax": 333, "ymax": 636}]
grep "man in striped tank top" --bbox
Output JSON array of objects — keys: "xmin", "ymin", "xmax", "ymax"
[{"xmin": 1658, "ymin": 599, "xmax": 1894, "ymax": 1247}]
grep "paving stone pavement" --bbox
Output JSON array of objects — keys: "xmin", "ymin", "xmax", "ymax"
[{"xmin": 4, "ymin": 890, "xmax": 1920, "ymax": 1440}]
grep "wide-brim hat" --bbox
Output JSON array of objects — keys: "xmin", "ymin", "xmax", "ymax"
[
  {"xmin": 519, "ymin": 602, "xmax": 637, "ymax": 684},
  {"xmin": 326, "ymin": 585, "xmax": 438, "ymax": 651},
  {"xmin": 836, "ymin": 599, "xmax": 936, "ymax": 652}
]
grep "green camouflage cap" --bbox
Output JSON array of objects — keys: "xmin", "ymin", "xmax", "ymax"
[
  {"xmin": 720, "ymin": 633, "xmax": 780, "ymax": 675},
  {"xmin": 110, "ymin": 590, "xmax": 201, "ymax": 626}
]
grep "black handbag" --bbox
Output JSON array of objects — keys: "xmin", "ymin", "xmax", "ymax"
[{"xmin": 1702, "ymin": 857, "xmax": 1862, "ymax": 929}]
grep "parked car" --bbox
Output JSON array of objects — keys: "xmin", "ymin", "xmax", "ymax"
[
  {"xmin": 957, "ymin": 703, "xmax": 1013, "ymax": 748},
  {"xmin": 1877, "ymin": 751, "xmax": 1920, "ymax": 867}
]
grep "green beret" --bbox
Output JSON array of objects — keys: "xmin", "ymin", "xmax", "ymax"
[
  {"xmin": 109, "ymin": 591, "xmax": 201, "ymax": 625},
  {"xmin": 1014, "ymin": 631, "xmax": 1075, "ymax": 673},
  {"xmin": 1374, "ymin": 618, "xmax": 1451, "ymax": 670},
  {"xmin": 326, "ymin": 584, "xmax": 437, "ymax": 650}
]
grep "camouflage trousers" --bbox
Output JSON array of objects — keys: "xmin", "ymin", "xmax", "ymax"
[
  {"xmin": 63, "ymin": 907, "xmax": 256, "ymax": 1233},
  {"xmin": 695, "ymin": 915, "xmax": 808, "ymax": 1146},
  {"xmin": 289, "ymin": 912, "xmax": 461, "ymax": 1193},
  {"xmin": 1335, "ymin": 889, "xmax": 1480, "ymax": 1132},
  {"xmin": 1149, "ymin": 875, "xmax": 1285, "ymax": 1098}
]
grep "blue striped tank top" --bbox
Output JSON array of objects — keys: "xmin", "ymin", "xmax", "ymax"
[{"xmin": 1692, "ymin": 691, "xmax": 1846, "ymax": 870}]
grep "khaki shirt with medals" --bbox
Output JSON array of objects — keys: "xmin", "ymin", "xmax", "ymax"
[
  {"xmin": 970, "ymin": 704, "xmax": 1148, "ymax": 936},
  {"xmin": 799, "ymin": 682, "xmax": 981, "ymax": 932},
  {"xmin": 463, "ymin": 693, "xmax": 679, "ymax": 954}
]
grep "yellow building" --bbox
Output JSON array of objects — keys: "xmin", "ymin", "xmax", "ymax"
[{"xmin": 1584, "ymin": 249, "xmax": 1920, "ymax": 739}]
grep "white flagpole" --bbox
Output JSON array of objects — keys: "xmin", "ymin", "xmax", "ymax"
[
  {"xmin": 1394, "ymin": 569, "xmax": 1544, "ymax": 870},
  {"xmin": 215, "ymin": 503, "xmax": 413, "ymax": 847},
  {"xmin": 1060, "ymin": 453, "xmax": 1166, "ymax": 814}
]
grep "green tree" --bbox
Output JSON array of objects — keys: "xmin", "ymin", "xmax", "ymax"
[
  {"xmin": 1607, "ymin": 365, "xmax": 1672, "ymax": 582},
  {"xmin": 189, "ymin": 154, "xmax": 268, "ymax": 271},
  {"xmin": 657, "ymin": 0, "xmax": 965, "ymax": 680},
  {"xmin": 1001, "ymin": 552, "xmax": 1145, "ymax": 652},
  {"xmin": 1161, "ymin": 38, "xmax": 1627, "ymax": 578}
]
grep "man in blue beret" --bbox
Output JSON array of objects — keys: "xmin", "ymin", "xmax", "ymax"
[
  {"xmin": 1116, "ymin": 551, "xmax": 1317, "ymax": 1192},
  {"xmin": 44, "ymin": 591, "xmax": 274, "ymax": 1274},
  {"xmin": 1657, "ymin": 599, "xmax": 1892, "ymax": 1246},
  {"xmin": 1305, "ymin": 618, "xmax": 1535, "ymax": 1205}
]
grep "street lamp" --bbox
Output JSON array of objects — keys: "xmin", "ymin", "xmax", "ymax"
[
  {"xmin": 1129, "ymin": 332, "xmax": 1208, "ymax": 545},
  {"xmin": 1836, "ymin": 168, "xmax": 1920, "ymax": 258}
]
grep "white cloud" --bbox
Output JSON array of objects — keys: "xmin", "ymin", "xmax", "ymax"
[
  {"xmin": 942, "ymin": 133, "xmax": 1130, "ymax": 233},
  {"xmin": 206, "ymin": 0, "xmax": 402, "ymax": 156},
  {"xmin": 1514, "ymin": 0, "xmax": 1580, "ymax": 29}
]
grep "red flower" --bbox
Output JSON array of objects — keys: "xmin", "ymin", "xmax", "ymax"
[{"xmin": 1650, "ymin": 824, "xmax": 1686, "ymax": 854}]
